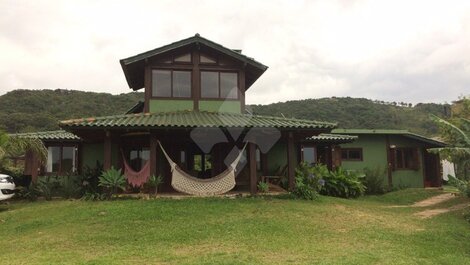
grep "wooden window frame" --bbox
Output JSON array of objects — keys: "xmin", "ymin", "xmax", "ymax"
[
  {"xmin": 394, "ymin": 147, "xmax": 418, "ymax": 170},
  {"xmin": 151, "ymin": 69, "xmax": 192, "ymax": 99},
  {"xmin": 301, "ymin": 145, "xmax": 317, "ymax": 165},
  {"xmin": 199, "ymin": 53, "xmax": 218, "ymax": 65},
  {"xmin": 44, "ymin": 144, "xmax": 79, "ymax": 175},
  {"xmin": 200, "ymin": 70, "xmax": 239, "ymax": 100},
  {"xmin": 341, "ymin": 148, "xmax": 363, "ymax": 161}
]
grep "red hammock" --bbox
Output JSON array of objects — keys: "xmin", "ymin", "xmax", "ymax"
[{"xmin": 121, "ymin": 151, "xmax": 150, "ymax": 188}]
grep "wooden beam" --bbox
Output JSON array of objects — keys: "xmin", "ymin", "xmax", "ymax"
[
  {"xmin": 287, "ymin": 132, "xmax": 296, "ymax": 191},
  {"xmin": 248, "ymin": 142, "xmax": 257, "ymax": 195},
  {"xmin": 104, "ymin": 131, "xmax": 112, "ymax": 170},
  {"xmin": 385, "ymin": 135, "xmax": 393, "ymax": 188},
  {"xmin": 150, "ymin": 131, "xmax": 158, "ymax": 177}
]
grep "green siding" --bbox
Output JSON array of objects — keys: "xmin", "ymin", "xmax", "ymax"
[
  {"xmin": 199, "ymin": 100, "xmax": 241, "ymax": 113},
  {"xmin": 149, "ymin": 99, "xmax": 194, "ymax": 113},
  {"xmin": 339, "ymin": 134, "xmax": 425, "ymax": 188},
  {"xmin": 81, "ymin": 143, "xmax": 119, "ymax": 170},
  {"xmin": 82, "ymin": 143, "xmax": 104, "ymax": 169}
]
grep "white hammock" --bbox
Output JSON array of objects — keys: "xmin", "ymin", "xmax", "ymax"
[{"xmin": 158, "ymin": 141, "xmax": 247, "ymax": 196}]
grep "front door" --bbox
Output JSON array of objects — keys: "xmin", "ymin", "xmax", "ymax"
[{"xmin": 423, "ymin": 151, "xmax": 441, "ymax": 187}]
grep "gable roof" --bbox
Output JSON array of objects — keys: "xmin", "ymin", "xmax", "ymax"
[
  {"xmin": 120, "ymin": 34, "xmax": 268, "ymax": 91},
  {"xmin": 60, "ymin": 110, "xmax": 336, "ymax": 130},
  {"xmin": 331, "ymin": 129, "xmax": 446, "ymax": 147},
  {"xmin": 11, "ymin": 130, "xmax": 81, "ymax": 141}
]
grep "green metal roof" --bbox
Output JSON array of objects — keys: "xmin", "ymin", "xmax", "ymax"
[
  {"xmin": 304, "ymin": 133, "xmax": 357, "ymax": 144},
  {"xmin": 331, "ymin": 129, "xmax": 446, "ymax": 147},
  {"xmin": 11, "ymin": 130, "xmax": 81, "ymax": 141},
  {"xmin": 120, "ymin": 34, "xmax": 268, "ymax": 90},
  {"xmin": 60, "ymin": 111, "xmax": 336, "ymax": 130}
]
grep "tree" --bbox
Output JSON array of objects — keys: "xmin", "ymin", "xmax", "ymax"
[
  {"xmin": 429, "ymin": 115, "xmax": 470, "ymax": 180},
  {"xmin": 0, "ymin": 131, "xmax": 47, "ymax": 175}
]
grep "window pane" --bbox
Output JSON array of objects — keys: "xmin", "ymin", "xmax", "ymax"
[
  {"xmin": 404, "ymin": 149, "xmax": 414, "ymax": 168},
  {"xmin": 152, "ymin": 70, "xmax": 171, "ymax": 97},
  {"xmin": 200, "ymin": 54, "xmax": 216, "ymax": 63},
  {"xmin": 193, "ymin": 154, "xmax": 202, "ymax": 172},
  {"xmin": 201, "ymin": 71, "xmax": 219, "ymax": 98},
  {"xmin": 61, "ymin": 147, "xmax": 76, "ymax": 173},
  {"xmin": 47, "ymin": 146, "xmax": 60, "ymax": 173},
  {"xmin": 220, "ymin": 72, "xmax": 238, "ymax": 99},
  {"xmin": 174, "ymin": 53, "xmax": 191, "ymax": 62},
  {"xmin": 396, "ymin": 150, "xmax": 404, "ymax": 168},
  {"xmin": 349, "ymin": 150, "xmax": 361, "ymax": 160},
  {"xmin": 173, "ymin": 71, "xmax": 191, "ymax": 98},
  {"xmin": 303, "ymin": 147, "xmax": 316, "ymax": 165},
  {"xmin": 341, "ymin": 150, "xmax": 348, "ymax": 160}
]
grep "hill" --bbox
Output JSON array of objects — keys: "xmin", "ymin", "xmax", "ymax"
[
  {"xmin": 0, "ymin": 89, "xmax": 143, "ymax": 133},
  {"xmin": 0, "ymin": 89, "xmax": 451, "ymax": 136},
  {"xmin": 250, "ymin": 97, "xmax": 451, "ymax": 136}
]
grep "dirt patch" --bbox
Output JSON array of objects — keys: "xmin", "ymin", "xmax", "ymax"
[
  {"xmin": 414, "ymin": 203, "xmax": 470, "ymax": 219},
  {"xmin": 411, "ymin": 193, "xmax": 455, "ymax": 207}
]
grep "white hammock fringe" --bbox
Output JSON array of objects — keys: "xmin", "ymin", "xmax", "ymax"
[{"xmin": 158, "ymin": 141, "xmax": 247, "ymax": 196}]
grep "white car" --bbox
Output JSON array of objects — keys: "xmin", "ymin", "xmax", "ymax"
[{"xmin": 0, "ymin": 174, "xmax": 15, "ymax": 201}]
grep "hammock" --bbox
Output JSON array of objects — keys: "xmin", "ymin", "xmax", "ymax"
[
  {"xmin": 121, "ymin": 150, "xmax": 150, "ymax": 188},
  {"xmin": 158, "ymin": 141, "xmax": 247, "ymax": 196}
]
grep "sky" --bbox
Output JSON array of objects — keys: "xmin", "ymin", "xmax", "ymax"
[{"xmin": 0, "ymin": 0, "xmax": 469, "ymax": 105}]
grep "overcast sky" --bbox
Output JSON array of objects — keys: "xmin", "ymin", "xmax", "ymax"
[{"xmin": 1, "ymin": 0, "xmax": 469, "ymax": 105}]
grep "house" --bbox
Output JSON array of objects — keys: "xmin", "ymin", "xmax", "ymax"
[
  {"xmin": 331, "ymin": 129, "xmax": 446, "ymax": 188},
  {"xmin": 18, "ymin": 34, "xmax": 349, "ymax": 195}
]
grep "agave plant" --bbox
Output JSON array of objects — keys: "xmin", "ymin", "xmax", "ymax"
[
  {"xmin": 147, "ymin": 175, "xmax": 164, "ymax": 196},
  {"xmin": 99, "ymin": 167, "xmax": 126, "ymax": 198}
]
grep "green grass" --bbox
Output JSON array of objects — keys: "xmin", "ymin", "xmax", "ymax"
[{"xmin": 0, "ymin": 189, "xmax": 469, "ymax": 265}]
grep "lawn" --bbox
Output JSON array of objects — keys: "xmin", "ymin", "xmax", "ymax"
[{"xmin": 0, "ymin": 189, "xmax": 469, "ymax": 265}]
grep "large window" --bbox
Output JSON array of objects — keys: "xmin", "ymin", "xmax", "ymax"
[
  {"xmin": 201, "ymin": 71, "xmax": 238, "ymax": 99},
  {"xmin": 302, "ymin": 146, "xmax": 317, "ymax": 165},
  {"xmin": 46, "ymin": 146, "xmax": 77, "ymax": 174},
  {"xmin": 341, "ymin": 148, "xmax": 363, "ymax": 161},
  {"xmin": 395, "ymin": 148, "xmax": 419, "ymax": 170},
  {"xmin": 152, "ymin": 70, "xmax": 191, "ymax": 98},
  {"xmin": 128, "ymin": 148, "xmax": 149, "ymax": 171}
]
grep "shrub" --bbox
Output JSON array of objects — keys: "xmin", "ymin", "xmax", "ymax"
[
  {"xmin": 291, "ymin": 162, "xmax": 325, "ymax": 200},
  {"xmin": 320, "ymin": 167, "xmax": 365, "ymax": 198},
  {"xmin": 15, "ymin": 182, "xmax": 39, "ymax": 201},
  {"xmin": 59, "ymin": 174, "xmax": 82, "ymax": 199},
  {"xmin": 146, "ymin": 175, "xmax": 164, "ymax": 196},
  {"xmin": 362, "ymin": 167, "xmax": 387, "ymax": 195},
  {"xmin": 257, "ymin": 181, "xmax": 269, "ymax": 193},
  {"xmin": 80, "ymin": 161, "xmax": 103, "ymax": 193},
  {"xmin": 99, "ymin": 167, "xmax": 126, "ymax": 198},
  {"xmin": 449, "ymin": 175, "xmax": 470, "ymax": 198},
  {"xmin": 36, "ymin": 175, "xmax": 59, "ymax": 200}
]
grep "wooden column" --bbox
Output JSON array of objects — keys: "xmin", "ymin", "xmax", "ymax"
[
  {"xmin": 385, "ymin": 135, "xmax": 393, "ymax": 188},
  {"xmin": 150, "ymin": 131, "xmax": 158, "ymax": 177},
  {"xmin": 248, "ymin": 142, "xmax": 257, "ymax": 195},
  {"xmin": 287, "ymin": 132, "xmax": 296, "ymax": 191},
  {"xmin": 104, "ymin": 131, "xmax": 112, "ymax": 170}
]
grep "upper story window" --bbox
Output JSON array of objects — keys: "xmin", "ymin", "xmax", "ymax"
[
  {"xmin": 174, "ymin": 53, "xmax": 191, "ymax": 63},
  {"xmin": 152, "ymin": 70, "xmax": 191, "ymax": 98},
  {"xmin": 201, "ymin": 71, "xmax": 238, "ymax": 99},
  {"xmin": 200, "ymin": 54, "xmax": 216, "ymax": 64}
]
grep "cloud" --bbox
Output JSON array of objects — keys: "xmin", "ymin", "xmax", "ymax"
[{"xmin": 0, "ymin": 0, "xmax": 469, "ymax": 104}]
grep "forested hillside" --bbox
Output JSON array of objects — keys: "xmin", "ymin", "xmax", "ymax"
[
  {"xmin": 0, "ymin": 89, "xmax": 143, "ymax": 133},
  {"xmin": 0, "ymin": 89, "xmax": 451, "ymax": 136},
  {"xmin": 251, "ymin": 97, "xmax": 451, "ymax": 136}
]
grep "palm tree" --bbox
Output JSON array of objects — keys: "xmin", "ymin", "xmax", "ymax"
[{"xmin": 0, "ymin": 131, "xmax": 47, "ymax": 174}]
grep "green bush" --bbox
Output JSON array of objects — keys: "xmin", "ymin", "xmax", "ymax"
[
  {"xmin": 146, "ymin": 175, "xmax": 164, "ymax": 196},
  {"xmin": 80, "ymin": 161, "xmax": 103, "ymax": 193},
  {"xmin": 59, "ymin": 174, "xmax": 82, "ymax": 199},
  {"xmin": 320, "ymin": 167, "xmax": 365, "ymax": 198},
  {"xmin": 449, "ymin": 175, "xmax": 470, "ymax": 197},
  {"xmin": 291, "ymin": 162, "xmax": 326, "ymax": 200},
  {"xmin": 15, "ymin": 182, "xmax": 39, "ymax": 201},
  {"xmin": 257, "ymin": 181, "xmax": 269, "ymax": 193},
  {"xmin": 36, "ymin": 175, "xmax": 59, "ymax": 200},
  {"xmin": 362, "ymin": 167, "xmax": 387, "ymax": 195},
  {"xmin": 99, "ymin": 167, "xmax": 126, "ymax": 198}
]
